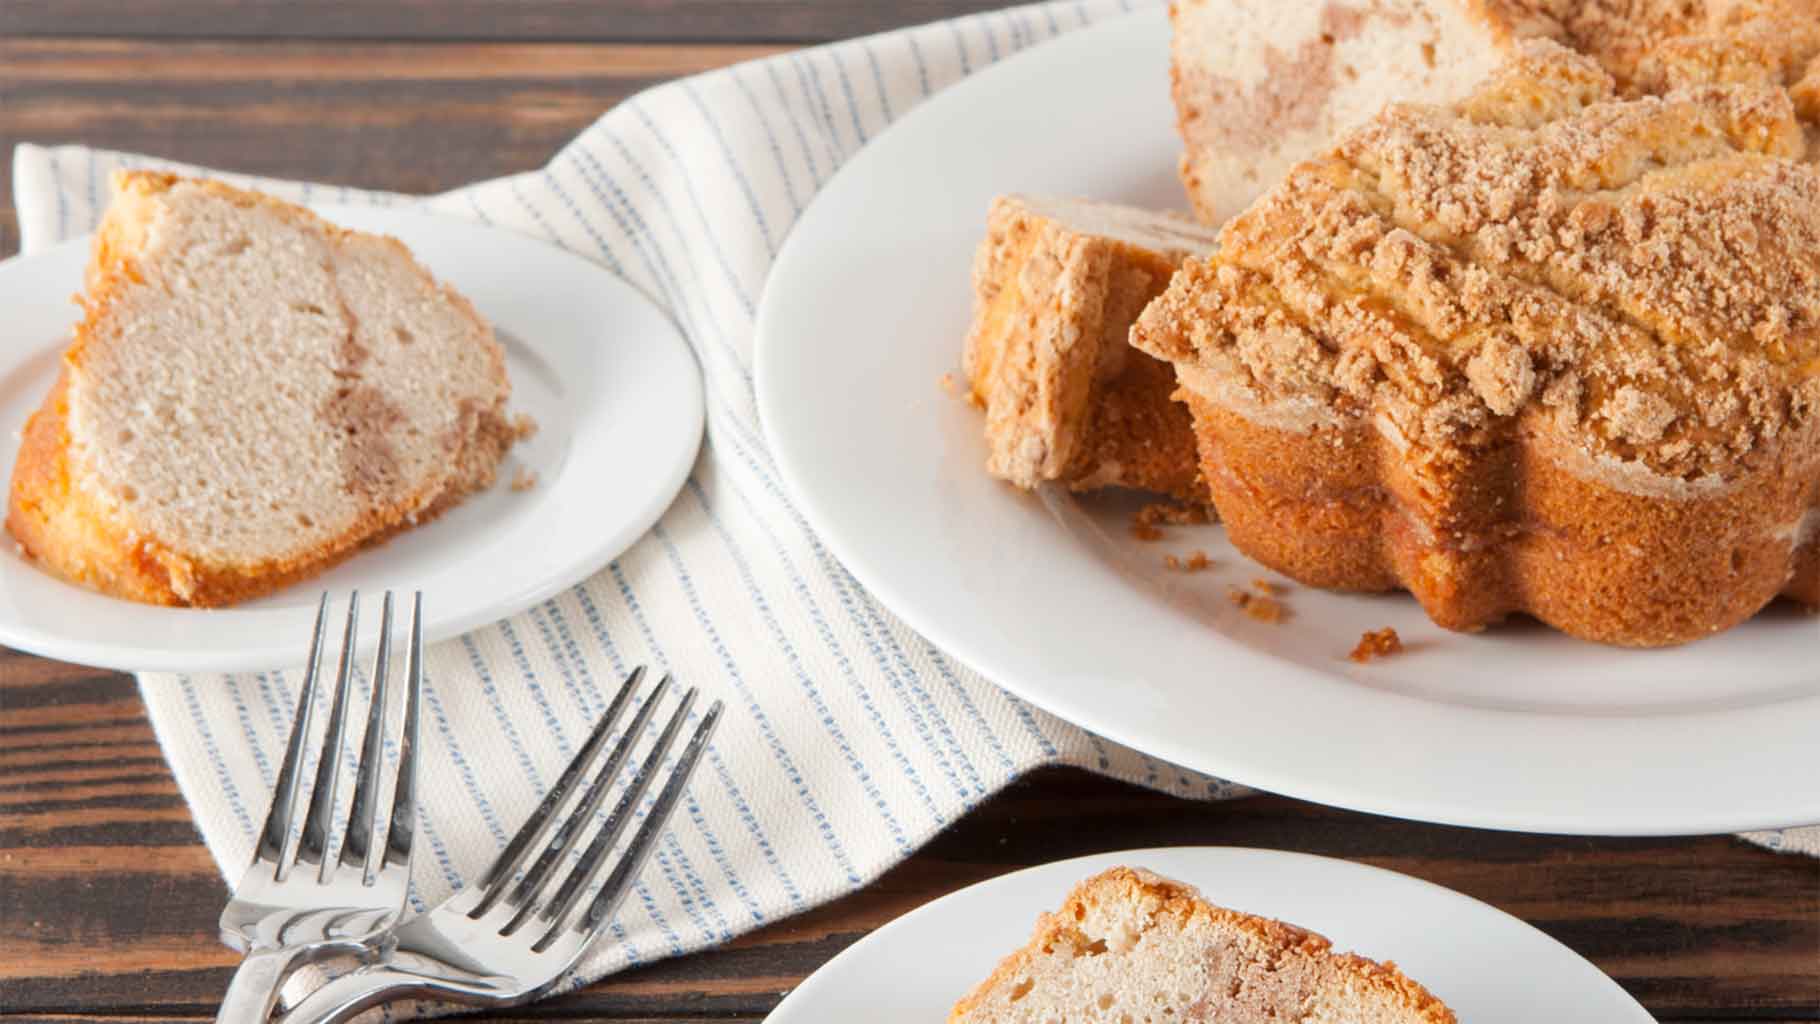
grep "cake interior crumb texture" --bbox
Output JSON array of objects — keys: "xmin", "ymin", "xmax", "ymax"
[
  {"xmin": 949, "ymin": 867, "xmax": 1455, "ymax": 1024},
  {"xmin": 6, "ymin": 171, "xmax": 516, "ymax": 606},
  {"xmin": 1171, "ymin": 0, "xmax": 1515, "ymax": 225}
]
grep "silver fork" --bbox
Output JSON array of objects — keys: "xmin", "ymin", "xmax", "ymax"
[
  {"xmin": 216, "ymin": 592, "xmax": 422, "ymax": 1023},
  {"xmin": 276, "ymin": 666, "xmax": 723, "ymax": 1024}
]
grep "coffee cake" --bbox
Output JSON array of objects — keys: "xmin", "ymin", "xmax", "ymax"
[{"xmin": 1133, "ymin": 42, "xmax": 1820, "ymax": 646}]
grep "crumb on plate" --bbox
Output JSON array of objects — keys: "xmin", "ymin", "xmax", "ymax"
[
  {"xmin": 511, "ymin": 467, "xmax": 539, "ymax": 492},
  {"xmin": 1135, "ymin": 501, "xmax": 1213, "ymax": 529},
  {"xmin": 1349, "ymin": 627, "xmax": 1403, "ymax": 663},
  {"xmin": 1228, "ymin": 585, "xmax": 1286, "ymax": 623},
  {"xmin": 1165, "ymin": 550, "xmax": 1212, "ymax": 572}
]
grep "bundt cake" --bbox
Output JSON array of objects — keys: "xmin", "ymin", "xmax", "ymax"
[{"xmin": 1132, "ymin": 41, "xmax": 1820, "ymax": 646}]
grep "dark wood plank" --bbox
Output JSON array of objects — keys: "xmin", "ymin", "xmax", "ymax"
[
  {"xmin": 2, "ymin": 1, "xmax": 1014, "ymax": 44},
  {"xmin": 0, "ymin": 37, "xmax": 786, "ymax": 258},
  {"xmin": 3, "ymin": 662, "xmax": 1816, "ymax": 1020}
]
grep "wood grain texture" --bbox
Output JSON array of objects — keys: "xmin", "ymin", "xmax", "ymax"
[
  {"xmin": 3, "ymin": 1, "xmax": 1015, "ymax": 43},
  {"xmin": 3, "ymin": 662, "xmax": 1817, "ymax": 1020},
  {"xmin": 0, "ymin": 37, "xmax": 787, "ymax": 257}
]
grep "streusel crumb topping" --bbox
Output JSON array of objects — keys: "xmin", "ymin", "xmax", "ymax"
[{"xmin": 1134, "ymin": 40, "xmax": 1820, "ymax": 486}]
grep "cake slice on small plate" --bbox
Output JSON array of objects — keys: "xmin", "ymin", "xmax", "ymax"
[
  {"xmin": 7, "ymin": 171, "xmax": 520, "ymax": 606},
  {"xmin": 949, "ymin": 866, "xmax": 1455, "ymax": 1023}
]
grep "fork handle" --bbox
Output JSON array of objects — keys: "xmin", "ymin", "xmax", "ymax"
[
  {"xmin": 216, "ymin": 946, "xmax": 306, "ymax": 1023},
  {"xmin": 276, "ymin": 963, "xmax": 522, "ymax": 1024}
]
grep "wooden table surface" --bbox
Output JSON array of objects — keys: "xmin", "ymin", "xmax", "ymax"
[{"xmin": 2, "ymin": 3, "xmax": 1818, "ymax": 1021}]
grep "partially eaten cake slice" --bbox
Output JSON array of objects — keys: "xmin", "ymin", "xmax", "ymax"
[
  {"xmin": 949, "ymin": 867, "xmax": 1455, "ymax": 1023},
  {"xmin": 962, "ymin": 195, "xmax": 1220, "ymax": 503},
  {"xmin": 7, "ymin": 171, "xmax": 519, "ymax": 606}
]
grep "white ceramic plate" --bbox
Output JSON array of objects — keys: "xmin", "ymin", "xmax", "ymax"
[
  {"xmin": 766, "ymin": 847, "xmax": 1651, "ymax": 1022},
  {"xmin": 755, "ymin": 7, "xmax": 1820, "ymax": 834},
  {"xmin": 0, "ymin": 204, "xmax": 703, "ymax": 672}
]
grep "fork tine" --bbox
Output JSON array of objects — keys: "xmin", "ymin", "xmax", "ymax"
[
  {"xmin": 571, "ymin": 700, "xmax": 724, "ymax": 945},
  {"xmin": 339, "ymin": 592, "xmax": 394, "ymax": 880},
  {"xmin": 468, "ymin": 666, "xmax": 650, "ymax": 908},
  {"xmin": 382, "ymin": 592, "xmax": 424, "ymax": 873},
  {"xmin": 527, "ymin": 693, "xmax": 720, "ymax": 950},
  {"xmin": 257, "ymin": 593, "xmax": 330, "ymax": 876},
  {"xmin": 299, "ymin": 592, "xmax": 361, "ymax": 878},
  {"xmin": 493, "ymin": 675, "xmax": 675, "ymax": 918}
]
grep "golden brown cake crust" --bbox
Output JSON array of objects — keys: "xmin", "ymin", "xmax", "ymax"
[
  {"xmin": 948, "ymin": 866, "xmax": 1456, "ymax": 1024},
  {"xmin": 1134, "ymin": 42, "xmax": 1820, "ymax": 646},
  {"xmin": 6, "ymin": 171, "xmax": 513, "ymax": 607}
]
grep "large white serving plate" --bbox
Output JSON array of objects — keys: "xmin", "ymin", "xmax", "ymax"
[
  {"xmin": 754, "ymin": 7, "xmax": 1820, "ymax": 835},
  {"xmin": 0, "ymin": 204, "xmax": 703, "ymax": 672},
  {"xmin": 766, "ymin": 847, "xmax": 1652, "ymax": 1022}
]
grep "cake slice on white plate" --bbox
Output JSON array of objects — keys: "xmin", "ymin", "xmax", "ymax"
[
  {"xmin": 949, "ymin": 867, "xmax": 1455, "ymax": 1023},
  {"xmin": 962, "ymin": 195, "xmax": 1220, "ymax": 503},
  {"xmin": 8, "ymin": 171, "xmax": 523, "ymax": 606}
]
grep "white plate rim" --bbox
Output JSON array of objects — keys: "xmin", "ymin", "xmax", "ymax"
[
  {"xmin": 0, "ymin": 204, "xmax": 704, "ymax": 672},
  {"xmin": 753, "ymin": 6, "xmax": 1820, "ymax": 836},
  {"xmin": 765, "ymin": 846, "xmax": 1653, "ymax": 1022}
]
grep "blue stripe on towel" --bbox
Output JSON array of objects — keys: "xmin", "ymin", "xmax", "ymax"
[
  {"xmin": 651, "ymin": 523, "xmax": 861, "ymax": 884},
  {"xmin": 728, "ymin": 65, "xmax": 805, "ymax": 216},
  {"xmin": 180, "ymin": 676, "xmax": 256, "ymax": 838}
]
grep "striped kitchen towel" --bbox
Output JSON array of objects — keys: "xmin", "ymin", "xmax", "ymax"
[{"xmin": 11, "ymin": 0, "xmax": 1815, "ymax": 1017}]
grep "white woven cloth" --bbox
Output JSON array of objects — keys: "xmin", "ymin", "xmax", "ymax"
[{"xmin": 10, "ymin": 1, "xmax": 1814, "ymax": 1014}]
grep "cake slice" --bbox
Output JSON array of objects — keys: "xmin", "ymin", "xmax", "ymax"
[
  {"xmin": 7, "ymin": 171, "xmax": 518, "ymax": 606},
  {"xmin": 962, "ymin": 195, "xmax": 1220, "ymax": 503},
  {"xmin": 949, "ymin": 867, "xmax": 1455, "ymax": 1023},
  {"xmin": 1167, "ymin": 0, "xmax": 1713, "ymax": 226},
  {"xmin": 1132, "ymin": 40, "xmax": 1820, "ymax": 646}
]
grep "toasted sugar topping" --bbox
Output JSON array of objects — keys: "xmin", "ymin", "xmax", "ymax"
[
  {"xmin": 1135, "ymin": 41, "xmax": 1820, "ymax": 485},
  {"xmin": 1646, "ymin": 1, "xmax": 1820, "ymax": 161},
  {"xmin": 1640, "ymin": 0, "xmax": 1820, "ymax": 92}
]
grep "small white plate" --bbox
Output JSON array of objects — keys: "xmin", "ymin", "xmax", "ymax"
[
  {"xmin": 0, "ymin": 204, "xmax": 703, "ymax": 672},
  {"xmin": 766, "ymin": 847, "xmax": 1651, "ymax": 1022},
  {"xmin": 755, "ymin": 6, "xmax": 1820, "ymax": 834}
]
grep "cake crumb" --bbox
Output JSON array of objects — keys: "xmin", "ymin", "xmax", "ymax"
[
  {"xmin": 1250, "ymin": 577, "xmax": 1280, "ymax": 594},
  {"xmin": 510, "ymin": 467, "xmax": 539, "ymax": 492},
  {"xmin": 1131, "ymin": 522, "xmax": 1165, "ymax": 542},
  {"xmin": 510, "ymin": 413, "xmax": 540, "ymax": 441},
  {"xmin": 1165, "ymin": 550, "xmax": 1213, "ymax": 572},
  {"xmin": 1228, "ymin": 585, "xmax": 1286, "ymax": 623},
  {"xmin": 1349, "ymin": 627, "xmax": 1404, "ymax": 663},
  {"xmin": 1136, "ymin": 501, "xmax": 1213, "ymax": 529},
  {"xmin": 939, "ymin": 372, "xmax": 958, "ymax": 394}
]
